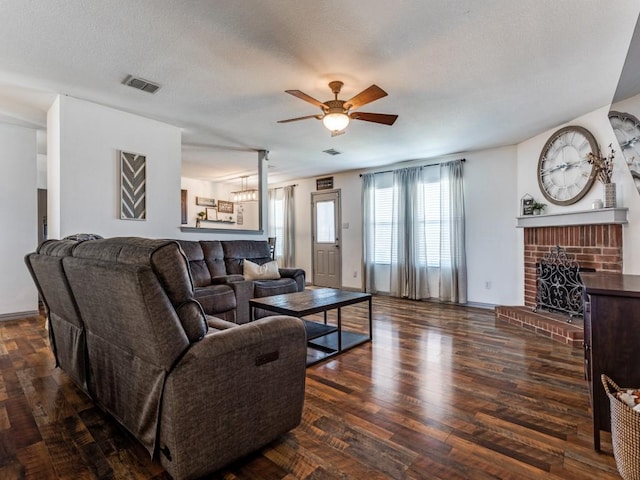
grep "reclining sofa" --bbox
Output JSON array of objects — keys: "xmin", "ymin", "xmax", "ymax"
[
  {"xmin": 25, "ymin": 237, "xmax": 307, "ymax": 480},
  {"xmin": 176, "ymin": 240, "xmax": 305, "ymax": 323}
]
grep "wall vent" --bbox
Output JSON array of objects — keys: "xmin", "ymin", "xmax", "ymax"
[
  {"xmin": 322, "ymin": 149, "xmax": 342, "ymax": 156},
  {"xmin": 122, "ymin": 75, "xmax": 161, "ymax": 94}
]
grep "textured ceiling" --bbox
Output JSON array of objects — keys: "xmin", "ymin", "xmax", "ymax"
[{"xmin": 0, "ymin": 1, "xmax": 638, "ymax": 182}]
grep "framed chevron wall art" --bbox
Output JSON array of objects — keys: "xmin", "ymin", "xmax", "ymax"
[{"xmin": 119, "ymin": 150, "xmax": 146, "ymax": 220}]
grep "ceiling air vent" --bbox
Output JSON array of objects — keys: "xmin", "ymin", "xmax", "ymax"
[
  {"xmin": 122, "ymin": 75, "xmax": 161, "ymax": 94},
  {"xmin": 323, "ymin": 149, "xmax": 342, "ymax": 156}
]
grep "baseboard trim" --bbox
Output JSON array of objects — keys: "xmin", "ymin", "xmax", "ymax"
[
  {"xmin": 0, "ymin": 310, "xmax": 39, "ymax": 321},
  {"xmin": 304, "ymin": 283, "xmax": 364, "ymax": 293},
  {"xmin": 339, "ymin": 286, "xmax": 363, "ymax": 292},
  {"xmin": 463, "ymin": 301, "xmax": 496, "ymax": 310}
]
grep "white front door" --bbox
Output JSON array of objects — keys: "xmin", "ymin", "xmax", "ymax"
[{"xmin": 311, "ymin": 190, "xmax": 341, "ymax": 288}]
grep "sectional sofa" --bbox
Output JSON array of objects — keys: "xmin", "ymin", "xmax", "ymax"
[
  {"xmin": 176, "ymin": 239, "xmax": 305, "ymax": 323},
  {"xmin": 25, "ymin": 236, "xmax": 307, "ymax": 480}
]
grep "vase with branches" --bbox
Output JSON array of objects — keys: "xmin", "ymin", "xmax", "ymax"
[
  {"xmin": 586, "ymin": 144, "xmax": 617, "ymax": 207},
  {"xmin": 586, "ymin": 144, "xmax": 616, "ymax": 184}
]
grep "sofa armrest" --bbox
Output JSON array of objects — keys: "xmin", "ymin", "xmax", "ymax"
[
  {"xmin": 159, "ymin": 316, "xmax": 306, "ymax": 480},
  {"xmin": 278, "ymin": 268, "xmax": 306, "ymax": 292},
  {"xmin": 226, "ymin": 279, "xmax": 253, "ymax": 324},
  {"xmin": 206, "ymin": 315, "xmax": 237, "ymax": 331}
]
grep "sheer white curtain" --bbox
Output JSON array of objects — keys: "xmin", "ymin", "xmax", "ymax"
[
  {"xmin": 389, "ymin": 167, "xmax": 430, "ymax": 299},
  {"xmin": 362, "ymin": 173, "xmax": 376, "ymax": 293},
  {"xmin": 268, "ymin": 185, "xmax": 296, "ymax": 267},
  {"xmin": 361, "ymin": 160, "xmax": 467, "ymax": 302},
  {"xmin": 440, "ymin": 160, "xmax": 467, "ymax": 302}
]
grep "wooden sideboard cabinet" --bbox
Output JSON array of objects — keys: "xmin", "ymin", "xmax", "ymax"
[{"xmin": 582, "ymin": 272, "xmax": 640, "ymax": 451}]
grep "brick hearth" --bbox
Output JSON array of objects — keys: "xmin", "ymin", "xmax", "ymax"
[{"xmin": 495, "ymin": 305, "xmax": 583, "ymax": 346}]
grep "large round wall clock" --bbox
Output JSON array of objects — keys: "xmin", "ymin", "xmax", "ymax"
[
  {"xmin": 609, "ymin": 110, "xmax": 640, "ymax": 193},
  {"xmin": 537, "ymin": 125, "xmax": 598, "ymax": 206}
]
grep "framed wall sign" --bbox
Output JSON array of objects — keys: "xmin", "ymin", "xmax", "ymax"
[
  {"xmin": 196, "ymin": 196, "xmax": 216, "ymax": 207},
  {"xmin": 316, "ymin": 176, "xmax": 334, "ymax": 190},
  {"xmin": 218, "ymin": 200, "xmax": 234, "ymax": 214},
  {"xmin": 120, "ymin": 150, "xmax": 146, "ymax": 220}
]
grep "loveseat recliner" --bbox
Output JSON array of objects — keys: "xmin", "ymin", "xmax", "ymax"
[{"xmin": 25, "ymin": 237, "xmax": 307, "ymax": 480}]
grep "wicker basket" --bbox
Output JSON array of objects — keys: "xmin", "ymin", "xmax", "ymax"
[{"xmin": 602, "ymin": 374, "xmax": 640, "ymax": 480}]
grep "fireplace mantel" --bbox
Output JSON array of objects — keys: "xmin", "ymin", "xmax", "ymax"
[{"xmin": 516, "ymin": 208, "xmax": 628, "ymax": 228}]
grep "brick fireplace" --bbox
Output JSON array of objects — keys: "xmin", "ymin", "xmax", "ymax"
[
  {"xmin": 523, "ymin": 224, "xmax": 623, "ymax": 308},
  {"xmin": 496, "ymin": 208, "xmax": 627, "ymax": 346}
]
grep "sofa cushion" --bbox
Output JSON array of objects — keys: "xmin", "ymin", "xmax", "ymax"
[
  {"xmin": 243, "ymin": 259, "xmax": 280, "ymax": 281},
  {"xmin": 194, "ymin": 285, "xmax": 236, "ymax": 315},
  {"xmin": 201, "ymin": 241, "xmax": 227, "ymax": 277},
  {"xmin": 176, "ymin": 240, "xmax": 210, "ymax": 287},
  {"xmin": 253, "ymin": 278, "xmax": 299, "ymax": 298},
  {"xmin": 222, "ymin": 240, "xmax": 272, "ymax": 275}
]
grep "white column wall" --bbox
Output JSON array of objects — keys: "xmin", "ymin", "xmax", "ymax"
[
  {"xmin": 0, "ymin": 122, "xmax": 37, "ymax": 318},
  {"xmin": 48, "ymin": 95, "xmax": 182, "ymax": 239}
]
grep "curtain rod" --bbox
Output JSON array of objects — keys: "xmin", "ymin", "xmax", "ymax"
[
  {"xmin": 359, "ymin": 158, "xmax": 466, "ymax": 177},
  {"xmin": 270, "ymin": 184, "xmax": 299, "ymax": 189}
]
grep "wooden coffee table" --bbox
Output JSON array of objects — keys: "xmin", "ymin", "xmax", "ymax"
[{"xmin": 249, "ymin": 288, "xmax": 372, "ymax": 365}]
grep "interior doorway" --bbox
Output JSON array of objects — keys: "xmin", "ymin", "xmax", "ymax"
[
  {"xmin": 37, "ymin": 188, "xmax": 47, "ymax": 246},
  {"xmin": 311, "ymin": 190, "xmax": 341, "ymax": 288}
]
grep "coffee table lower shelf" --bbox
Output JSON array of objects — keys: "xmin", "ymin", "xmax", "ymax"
[
  {"xmin": 303, "ymin": 320, "xmax": 370, "ymax": 366},
  {"xmin": 249, "ymin": 289, "xmax": 373, "ymax": 367}
]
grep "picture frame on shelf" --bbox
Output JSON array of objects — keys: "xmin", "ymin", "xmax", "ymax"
[
  {"xmin": 205, "ymin": 207, "xmax": 217, "ymax": 221},
  {"xmin": 521, "ymin": 193, "xmax": 534, "ymax": 216}
]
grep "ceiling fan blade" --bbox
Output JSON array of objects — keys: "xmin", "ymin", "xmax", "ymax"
[
  {"xmin": 284, "ymin": 90, "xmax": 326, "ymax": 109},
  {"xmin": 350, "ymin": 112, "xmax": 398, "ymax": 125},
  {"xmin": 344, "ymin": 85, "xmax": 388, "ymax": 110},
  {"xmin": 277, "ymin": 114, "xmax": 321, "ymax": 123}
]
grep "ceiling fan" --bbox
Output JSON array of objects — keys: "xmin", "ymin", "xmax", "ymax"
[{"xmin": 277, "ymin": 81, "xmax": 398, "ymax": 136}]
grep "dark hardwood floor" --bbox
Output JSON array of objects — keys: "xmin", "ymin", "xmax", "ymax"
[{"xmin": 0, "ymin": 296, "xmax": 620, "ymax": 479}]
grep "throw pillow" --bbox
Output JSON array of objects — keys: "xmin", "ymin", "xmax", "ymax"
[{"xmin": 243, "ymin": 259, "xmax": 280, "ymax": 281}]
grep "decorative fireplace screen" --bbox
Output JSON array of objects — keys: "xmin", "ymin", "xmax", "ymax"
[{"xmin": 535, "ymin": 246, "xmax": 585, "ymax": 319}]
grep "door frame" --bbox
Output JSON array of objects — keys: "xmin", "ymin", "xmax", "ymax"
[{"xmin": 311, "ymin": 189, "xmax": 342, "ymax": 288}]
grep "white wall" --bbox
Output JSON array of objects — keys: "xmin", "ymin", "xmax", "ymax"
[
  {"xmin": 36, "ymin": 154, "xmax": 47, "ymax": 189},
  {"xmin": 272, "ymin": 145, "xmax": 520, "ymax": 305},
  {"xmin": 464, "ymin": 146, "xmax": 519, "ymax": 305},
  {"xmin": 0, "ymin": 122, "xmax": 37, "ymax": 317},
  {"xmin": 48, "ymin": 95, "xmax": 183, "ymax": 239},
  {"xmin": 516, "ymin": 105, "xmax": 640, "ymax": 302}
]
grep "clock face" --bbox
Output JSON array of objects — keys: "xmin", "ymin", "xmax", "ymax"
[
  {"xmin": 537, "ymin": 126, "xmax": 598, "ymax": 206},
  {"xmin": 609, "ymin": 110, "xmax": 640, "ymax": 194}
]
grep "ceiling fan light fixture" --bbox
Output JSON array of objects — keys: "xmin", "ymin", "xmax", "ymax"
[{"xmin": 322, "ymin": 112, "xmax": 350, "ymax": 133}]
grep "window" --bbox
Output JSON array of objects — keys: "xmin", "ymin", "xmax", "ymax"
[
  {"xmin": 372, "ymin": 176, "xmax": 450, "ymax": 267},
  {"xmin": 271, "ymin": 198, "xmax": 284, "ymax": 258},
  {"xmin": 315, "ymin": 200, "xmax": 335, "ymax": 243}
]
